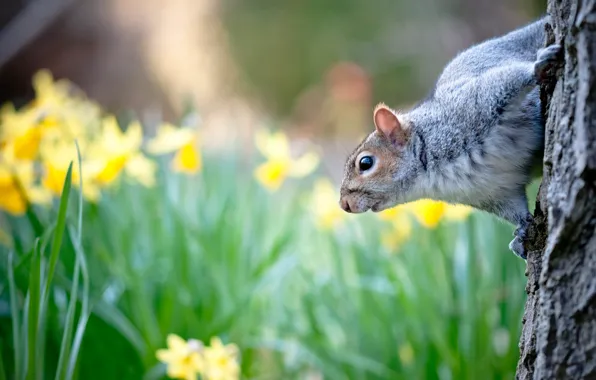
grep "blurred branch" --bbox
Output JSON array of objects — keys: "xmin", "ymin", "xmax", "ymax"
[{"xmin": 0, "ymin": 0, "xmax": 75, "ymax": 69}]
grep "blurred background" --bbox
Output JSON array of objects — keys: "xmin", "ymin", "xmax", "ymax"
[{"xmin": 0, "ymin": 1, "xmax": 545, "ymax": 379}]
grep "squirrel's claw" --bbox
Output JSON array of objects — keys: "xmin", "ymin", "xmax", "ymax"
[
  {"xmin": 509, "ymin": 236, "xmax": 527, "ymax": 260},
  {"xmin": 535, "ymin": 44, "xmax": 563, "ymax": 84},
  {"xmin": 509, "ymin": 214, "xmax": 533, "ymax": 260}
]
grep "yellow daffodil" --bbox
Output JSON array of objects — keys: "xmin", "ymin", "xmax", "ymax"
[
  {"xmin": 403, "ymin": 199, "xmax": 446, "ymax": 228},
  {"xmin": 99, "ymin": 116, "xmax": 142, "ymax": 156},
  {"xmin": 39, "ymin": 138, "xmax": 101, "ymax": 202},
  {"xmin": 41, "ymin": 162, "xmax": 100, "ymax": 202},
  {"xmin": 172, "ymin": 143, "xmax": 201, "ymax": 174},
  {"xmin": 42, "ymin": 164, "xmax": 72, "ymax": 196},
  {"xmin": 443, "ymin": 203, "xmax": 474, "ymax": 221},
  {"xmin": 0, "ymin": 174, "xmax": 28, "ymax": 215},
  {"xmin": 94, "ymin": 155, "xmax": 128, "ymax": 186},
  {"xmin": 125, "ymin": 152, "xmax": 158, "ymax": 187},
  {"xmin": 12, "ymin": 127, "xmax": 44, "ymax": 160},
  {"xmin": 146, "ymin": 122, "xmax": 202, "ymax": 174},
  {"xmin": 156, "ymin": 334, "xmax": 204, "ymax": 380},
  {"xmin": 202, "ymin": 337, "xmax": 240, "ymax": 380},
  {"xmin": 0, "ymin": 104, "xmax": 45, "ymax": 161},
  {"xmin": 253, "ymin": 128, "xmax": 319, "ymax": 192},
  {"xmin": 311, "ymin": 178, "xmax": 345, "ymax": 230},
  {"xmin": 400, "ymin": 199, "xmax": 474, "ymax": 229},
  {"xmin": 30, "ymin": 69, "xmax": 71, "ymax": 110},
  {"xmin": 378, "ymin": 205, "xmax": 413, "ymax": 251},
  {"xmin": 0, "ymin": 161, "xmax": 51, "ymax": 215},
  {"xmin": 1, "ymin": 69, "xmax": 159, "ymax": 207},
  {"xmin": 254, "ymin": 160, "xmax": 289, "ymax": 192},
  {"xmin": 377, "ymin": 205, "xmax": 407, "ymax": 222},
  {"xmin": 88, "ymin": 117, "xmax": 156, "ymax": 187}
]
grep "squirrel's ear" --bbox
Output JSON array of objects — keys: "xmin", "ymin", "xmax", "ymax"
[{"xmin": 373, "ymin": 103, "xmax": 408, "ymax": 147}]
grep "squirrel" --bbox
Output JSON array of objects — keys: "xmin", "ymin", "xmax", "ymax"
[{"xmin": 338, "ymin": 16, "xmax": 563, "ymax": 259}]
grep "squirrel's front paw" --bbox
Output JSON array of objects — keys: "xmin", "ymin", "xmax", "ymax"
[
  {"xmin": 509, "ymin": 216, "xmax": 532, "ymax": 260},
  {"xmin": 534, "ymin": 44, "xmax": 563, "ymax": 84},
  {"xmin": 509, "ymin": 236, "xmax": 527, "ymax": 260}
]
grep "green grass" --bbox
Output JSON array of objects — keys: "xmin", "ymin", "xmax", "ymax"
[{"xmin": 0, "ymin": 148, "xmax": 529, "ymax": 380}]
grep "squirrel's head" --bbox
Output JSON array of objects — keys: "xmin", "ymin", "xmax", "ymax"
[{"xmin": 339, "ymin": 103, "xmax": 418, "ymax": 214}]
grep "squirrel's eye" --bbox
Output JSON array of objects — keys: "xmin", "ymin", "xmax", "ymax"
[{"xmin": 359, "ymin": 156, "xmax": 374, "ymax": 172}]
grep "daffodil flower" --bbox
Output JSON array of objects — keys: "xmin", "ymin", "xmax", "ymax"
[
  {"xmin": 1, "ymin": 70, "xmax": 160, "ymax": 208},
  {"xmin": 29, "ymin": 69, "xmax": 71, "ymax": 110},
  {"xmin": 156, "ymin": 334, "xmax": 205, "ymax": 380},
  {"xmin": 253, "ymin": 128, "xmax": 319, "ymax": 192},
  {"xmin": 403, "ymin": 199, "xmax": 447, "ymax": 228},
  {"xmin": 0, "ymin": 104, "xmax": 45, "ymax": 161},
  {"xmin": 443, "ymin": 203, "xmax": 474, "ymax": 221},
  {"xmin": 378, "ymin": 205, "xmax": 413, "ymax": 251},
  {"xmin": 87, "ymin": 116, "xmax": 156, "ymax": 187},
  {"xmin": 202, "ymin": 337, "xmax": 240, "ymax": 380},
  {"xmin": 0, "ymin": 160, "xmax": 51, "ymax": 215},
  {"xmin": 404, "ymin": 199, "xmax": 475, "ymax": 228},
  {"xmin": 146, "ymin": 122, "xmax": 202, "ymax": 174},
  {"xmin": 311, "ymin": 178, "xmax": 345, "ymax": 230},
  {"xmin": 39, "ymin": 137, "xmax": 101, "ymax": 202},
  {"xmin": 0, "ymin": 177, "xmax": 28, "ymax": 215}
]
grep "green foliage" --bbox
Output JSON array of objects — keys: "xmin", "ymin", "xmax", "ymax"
[
  {"xmin": 0, "ymin": 149, "xmax": 528, "ymax": 379},
  {"xmin": 2, "ymin": 161, "xmax": 90, "ymax": 380}
]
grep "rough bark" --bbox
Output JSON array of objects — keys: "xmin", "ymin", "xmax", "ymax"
[{"xmin": 516, "ymin": 0, "xmax": 596, "ymax": 379}]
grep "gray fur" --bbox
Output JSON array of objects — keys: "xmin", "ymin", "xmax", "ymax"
[{"xmin": 339, "ymin": 17, "xmax": 563, "ymax": 259}]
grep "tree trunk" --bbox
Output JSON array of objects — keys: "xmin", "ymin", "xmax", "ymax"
[{"xmin": 516, "ymin": 0, "xmax": 596, "ymax": 379}]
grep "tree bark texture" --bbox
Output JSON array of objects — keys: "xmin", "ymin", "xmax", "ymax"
[{"xmin": 516, "ymin": 0, "xmax": 596, "ymax": 379}]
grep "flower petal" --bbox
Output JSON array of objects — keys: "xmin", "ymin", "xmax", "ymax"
[
  {"xmin": 101, "ymin": 116, "xmax": 123, "ymax": 148},
  {"xmin": 189, "ymin": 352, "xmax": 205, "ymax": 372},
  {"xmin": 126, "ymin": 153, "xmax": 157, "ymax": 187},
  {"xmin": 166, "ymin": 363, "xmax": 194, "ymax": 380},
  {"xmin": 405, "ymin": 199, "xmax": 445, "ymax": 228},
  {"xmin": 443, "ymin": 203, "xmax": 474, "ymax": 221},
  {"xmin": 254, "ymin": 129, "xmax": 290, "ymax": 160},
  {"xmin": 172, "ymin": 143, "xmax": 201, "ymax": 174},
  {"xmin": 26, "ymin": 187, "xmax": 53, "ymax": 205},
  {"xmin": 311, "ymin": 178, "xmax": 345, "ymax": 230},
  {"xmin": 288, "ymin": 152, "xmax": 319, "ymax": 178},
  {"xmin": 124, "ymin": 120, "xmax": 143, "ymax": 151},
  {"xmin": 377, "ymin": 205, "xmax": 407, "ymax": 222},
  {"xmin": 254, "ymin": 160, "xmax": 289, "ymax": 192},
  {"xmin": 167, "ymin": 334, "xmax": 189, "ymax": 355},
  {"xmin": 156, "ymin": 348, "xmax": 178, "ymax": 364},
  {"xmin": 146, "ymin": 123, "xmax": 195, "ymax": 154},
  {"xmin": 209, "ymin": 337, "xmax": 224, "ymax": 350}
]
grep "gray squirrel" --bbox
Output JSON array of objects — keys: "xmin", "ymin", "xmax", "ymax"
[{"xmin": 338, "ymin": 16, "xmax": 563, "ymax": 259}]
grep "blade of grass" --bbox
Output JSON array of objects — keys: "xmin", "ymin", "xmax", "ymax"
[
  {"xmin": 34, "ymin": 224, "xmax": 58, "ymax": 380},
  {"xmin": 74, "ymin": 140, "xmax": 83, "ymax": 242},
  {"xmin": 65, "ymin": 225, "xmax": 91, "ymax": 380},
  {"xmin": 65, "ymin": 143, "xmax": 91, "ymax": 380},
  {"xmin": 0, "ymin": 340, "xmax": 6, "ymax": 380},
  {"xmin": 0, "ymin": 223, "xmax": 54, "ymax": 293},
  {"xmin": 26, "ymin": 238, "xmax": 42, "ymax": 380},
  {"xmin": 7, "ymin": 251, "xmax": 23, "ymax": 380},
  {"xmin": 42, "ymin": 161, "xmax": 73, "ymax": 302},
  {"xmin": 54, "ymin": 232, "xmax": 80, "ymax": 380},
  {"xmin": 20, "ymin": 293, "xmax": 29, "ymax": 380},
  {"xmin": 39, "ymin": 161, "xmax": 72, "ymax": 380}
]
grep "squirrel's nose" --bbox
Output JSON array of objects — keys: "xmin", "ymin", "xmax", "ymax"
[{"xmin": 340, "ymin": 198, "xmax": 352, "ymax": 213}]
